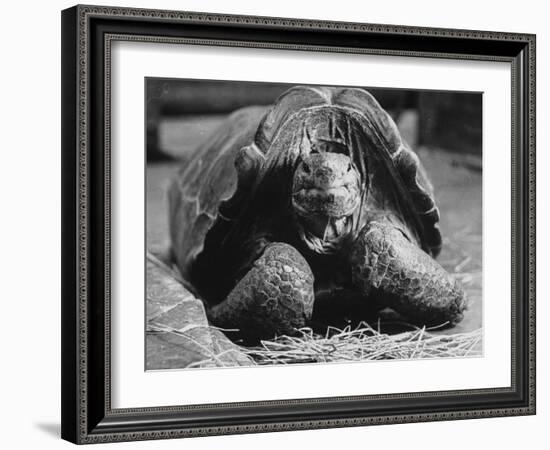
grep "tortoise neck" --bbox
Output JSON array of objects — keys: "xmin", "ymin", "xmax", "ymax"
[{"xmin": 293, "ymin": 213, "xmax": 355, "ymax": 254}]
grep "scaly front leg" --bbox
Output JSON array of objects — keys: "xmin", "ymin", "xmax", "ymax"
[
  {"xmin": 350, "ymin": 216, "xmax": 468, "ymax": 327},
  {"xmin": 208, "ymin": 243, "xmax": 315, "ymax": 343}
]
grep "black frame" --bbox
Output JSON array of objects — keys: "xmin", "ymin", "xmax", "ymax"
[{"xmin": 61, "ymin": 4, "xmax": 536, "ymax": 444}]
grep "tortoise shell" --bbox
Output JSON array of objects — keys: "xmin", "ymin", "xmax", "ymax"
[{"xmin": 168, "ymin": 86, "xmax": 441, "ymax": 285}]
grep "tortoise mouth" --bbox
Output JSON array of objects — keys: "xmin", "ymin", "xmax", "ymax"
[{"xmin": 292, "ymin": 185, "xmax": 360, "ymax": 218}]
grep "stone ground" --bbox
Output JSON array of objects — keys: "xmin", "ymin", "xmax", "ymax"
[
  {"xmin": 146, "ymin": 115, "xmax": 482, "ymax": 369},
  {"xmin": 146, "ymin": 255, "xmax": 253, "ymax": 369}
]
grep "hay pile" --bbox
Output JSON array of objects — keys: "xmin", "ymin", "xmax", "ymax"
[
  {"xmin": 245, "ymin": 322, "xmax": 482, "ymax": 365},
  {"xmin": 148, "ymin": 321, "xmax": 482, "ymax": 368}
]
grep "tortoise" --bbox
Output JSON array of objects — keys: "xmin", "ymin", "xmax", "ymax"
[{"xmin": 168, "ymin": 86, "xmax": 468, "ymax": 342}]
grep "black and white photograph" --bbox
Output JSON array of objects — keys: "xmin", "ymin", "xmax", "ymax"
[
  {"xmin": 145, "ymin": 79, "xmax": 483, "ymax": 370},
  {"xmin": 1, "ymin": 0, "xmax": 544, "ymax": 446}
]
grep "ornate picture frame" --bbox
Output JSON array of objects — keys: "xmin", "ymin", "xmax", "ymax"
[{"xmin": 61, "ymin": 4, "xmax": 535, "ymax": 444}]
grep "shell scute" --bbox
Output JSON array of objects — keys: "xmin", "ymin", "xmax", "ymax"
[{"xmin": 169, "ymin": 106, "xmax": 266, "ymax": 278}]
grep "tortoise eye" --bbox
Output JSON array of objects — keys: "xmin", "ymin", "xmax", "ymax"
[{"xmin": 302, "ymin": 162, "xmax": 311, "ymax": 173}]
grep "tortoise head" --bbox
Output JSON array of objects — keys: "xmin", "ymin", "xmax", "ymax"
[{"xmin": 292, "ymin": 143, "xmax": 362, "ymax": 243}]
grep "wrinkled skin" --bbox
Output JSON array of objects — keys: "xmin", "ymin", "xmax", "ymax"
[{"xmin": 208, "ymin": 149, "xmax": 468, "ymax": 343}]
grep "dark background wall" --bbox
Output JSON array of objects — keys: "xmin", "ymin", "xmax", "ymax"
[{"xmin": 146, "ymin": 78, "xmax": 482, "ymax": 161}]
